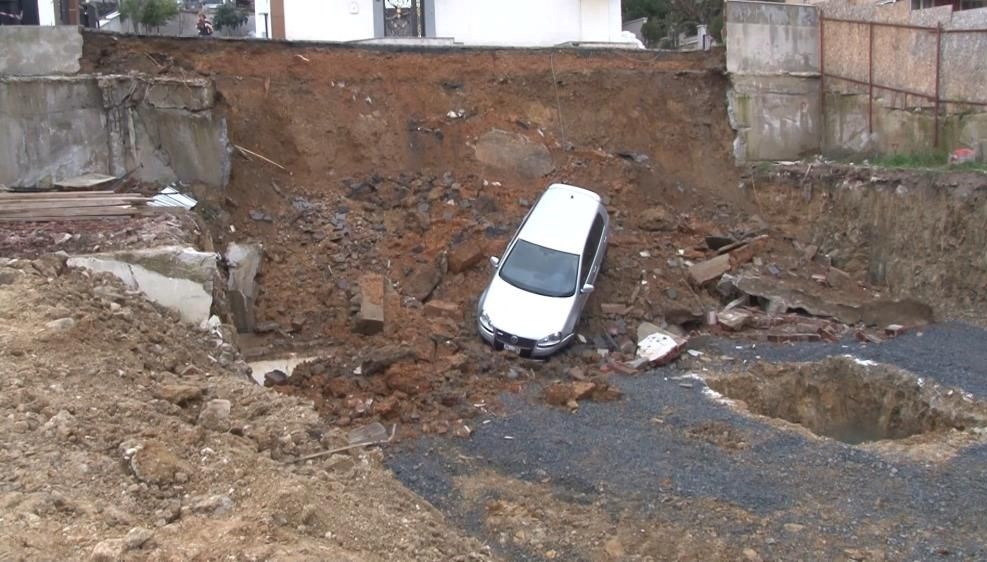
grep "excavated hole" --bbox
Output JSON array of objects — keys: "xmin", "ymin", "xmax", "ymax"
[{"xmin": 707, "ymin": 356, "xmax": 987, "ymax": 445}]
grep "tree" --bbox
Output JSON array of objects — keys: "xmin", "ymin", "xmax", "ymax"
[
  {"xmin": 119, "ymin": 0, "xmax": 177, "ymax": 33},
  {"xmin": 213, "ymin": 1, "xmax": 248, "ymax": 35}
]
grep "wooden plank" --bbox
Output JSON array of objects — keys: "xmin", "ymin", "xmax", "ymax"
[
  {"xmin": 0, "ymin": 196, "xmax": 143, "ymax": 204},
  {"xmin": 53, "ymin": 173, "xmax": 118, "ymax": 189},
  {"xmin": 0, "ymin": 207, "xmax": 142, "ymax": 220},
  {"xmin": 0, "ymin": 199, "xmax": 147, "ymax": 212},
  {"xmin": 0, "ymin": 190, "xmax": 124, "ymax": 198}
]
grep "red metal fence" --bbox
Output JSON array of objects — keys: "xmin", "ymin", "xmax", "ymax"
[{"xmin": 820, "ymin": 16, "xmax": 987, "ymax": 147}]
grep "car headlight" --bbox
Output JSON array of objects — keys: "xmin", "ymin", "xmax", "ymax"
[
  {"xmin": 479, "ymin": 311, "xmax": 494, "ymax": 331},
  {"xmin": 537, "ymin": 332, "xmax": 563, "ymax": 346}
]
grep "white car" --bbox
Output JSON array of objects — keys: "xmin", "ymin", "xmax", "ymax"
[{"xmin": 477, "ymin": 183, "xmax": 609, "ymax": 358}]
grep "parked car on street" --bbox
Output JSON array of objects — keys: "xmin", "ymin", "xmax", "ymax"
[{"xmin": 476, "ymin": 183, "xmax": 609, "ymax": 358}]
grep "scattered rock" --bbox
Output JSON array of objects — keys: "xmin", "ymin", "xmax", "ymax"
[
  {"xmin": 90, "ymin": 539, "xmax": 126, "ymax": 562},
  {"xmin": 448, "ymin": 243, "xmax": 484, "ymax": 274},
  {"xmin": 687, "ymin": 254, "xmax": 731, "ymax": 286},
  {"xmin": 197, "ymin": 399, "xmax": 232, "ymax": 432},
  {"xmin": 638, "ymin": 207, "xmax": 675, "ymax": 231},
  {"xmin": 424, "ymin": 300, "xmax": 462, "ymax": 321},
  {"xmin": 153, "ymin": 384, "xmax": 206, "ymax": 406},
  {"xmin": 360, "ymin": 346, "xmax": 415, "ymax": 377},
  {"xmin": 45, "ymin": 317, "xmax": 76, "ymax": 332},
  {"xmin": 0, "ymin": 269, "xmax": 18, "ymax": 285},
  {"xmin": 543, "ymin": 382, "xmax": 596, "ymax": 406},
  {"xmin": 129, "ymin": 441, "xmax": 191, "ymax": 486},
  {"xmin": 125, "ymin": 527, "xmax": 154, "ymax": 550},
  {"xmin": 226, "ymin": 243, "xmax": 263, "ymax": 333},
  {"xmin": 263, "ymin": 370, "xmax": 289, "ymax": 386},
  {"xmin": 402, "ymin": 262, "xmax": 443, "ymax": 302},
  {"xmin": 717, "ymin": 309, "xmax": 752, "ymax": 331},
  {"xmin": 600, "ymin": 303, "xmax": 626, "ymax": 316},
  {"xmin": 248, "ymin": 209, "xmax": 273, "ymax": 222},
  {"xmin": 186, "ymin": 494, "xmax": 234, "ymax": 517}
]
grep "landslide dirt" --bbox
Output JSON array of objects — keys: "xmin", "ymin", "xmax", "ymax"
[{"xmin": 0, "ymin": 258, "xmax": 492, "ymax": 561}]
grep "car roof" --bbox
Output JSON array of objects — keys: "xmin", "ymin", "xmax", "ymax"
[{"xmin": 517, "ymin": 184, "xmax": 603, "ymax": 255}]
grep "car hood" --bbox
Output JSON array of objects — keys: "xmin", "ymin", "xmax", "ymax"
[{"xmin": 480, "ymin": 275, "xmax": 574, "ymax": 340}]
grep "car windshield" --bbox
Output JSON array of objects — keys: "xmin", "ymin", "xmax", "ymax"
[{"xmin": 499, "ymin": 239, "xmax": 579, "ymax": 298}]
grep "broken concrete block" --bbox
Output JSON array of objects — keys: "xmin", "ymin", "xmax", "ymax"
[
  {"xmin": 636, "ymin": 329, "xmax": 687, "ymax": 366},
  {"xmin": 67, "ymin": 246, "xmax": 217, "ymax": 325},
  {"xmin": 688, "ymin": 254, "xmax": 732, "ymax": 286},
  {"xmin": 354, "ymin": 274, "xmax": 385, "ymax": 335},
  {"xmin": 636, "ymin": 321, "xmax": 661, "ymax": 342},
  {"xmin": 423, "ymin": 300, "xmax": 462, "ymax": 321},
  {"xmin": 225, "ymin": 243, "xmax": 262, "ymax": 333},
  {"xmin": 716, "ymin": 273, "xmax": 738, "ymax": 299},
  {"xmin": 448, "ymin": 243, "xmax": 484, "ymax": 274},
  {"xmin": 717, "ymin": 309, "xmax": 751, "ymax": 331}
]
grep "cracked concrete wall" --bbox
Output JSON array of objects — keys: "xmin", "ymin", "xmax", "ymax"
[{"xmin": 0, "ymin": 74, "xmax": 230, "ymax": 188}]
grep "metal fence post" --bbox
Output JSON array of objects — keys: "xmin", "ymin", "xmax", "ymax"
[{"xmin": 934, "ymin": 23, "xmax": 942, "ymax": 149}]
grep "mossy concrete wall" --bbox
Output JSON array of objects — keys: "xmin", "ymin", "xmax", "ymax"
[
  {"xmin": 0, "ymin": 74, "xmax": 230, "ymax": 188},
  {"xmin": 726, "ymin": 1, "xmax": 822, "ymax": 162}
]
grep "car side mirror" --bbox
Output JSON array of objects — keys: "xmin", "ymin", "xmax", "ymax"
[
  {"xmin": 489, "ymin": 256, "xmax": 500, "ymax": 267},
  {"xmin": 580, "ymin": 283, "xmax": 595, "ymax": 294}
]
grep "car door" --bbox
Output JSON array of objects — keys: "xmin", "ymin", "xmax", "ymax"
[
  {"xmin": 587, "ymin": 211, "xmax": 609, "ymax": 286},
  {"xmin": 568, "ymin": 215, "xmax": 606, "ymax": 331}
]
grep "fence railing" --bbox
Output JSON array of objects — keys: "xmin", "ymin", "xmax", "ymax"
[{"xmin": 820, "ymin": 15, "xmax": 987, "ymax": 148}]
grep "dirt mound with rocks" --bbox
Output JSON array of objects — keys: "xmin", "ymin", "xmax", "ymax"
[{"xmin": 0, "ymin": 256, "xmax": 491, "ymax": 561}]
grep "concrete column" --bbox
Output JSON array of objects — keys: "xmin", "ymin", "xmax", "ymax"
[{"xmin": 373, "ymin": 0, "xmax": 384, "ymax": 38}]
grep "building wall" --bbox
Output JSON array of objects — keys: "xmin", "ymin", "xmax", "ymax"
[
  {"xmin": 433, "ymin": 0, "xmax": 583, "ymax": 46},
  {"xmin": 255, "ymin": 0, "xmax": 622, "ymax": 45}
]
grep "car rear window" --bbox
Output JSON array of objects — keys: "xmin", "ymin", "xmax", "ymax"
[{"xmin": 499, "ymin": 239, "xmax": 579, "ymax": 298}]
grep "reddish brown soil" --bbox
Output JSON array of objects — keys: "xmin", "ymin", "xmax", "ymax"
[{"xmin": 80, "ymin": 34, "xmax": 904, "ymax": 432}]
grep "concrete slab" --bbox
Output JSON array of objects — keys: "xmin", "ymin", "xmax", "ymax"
[{"xmin": 67, "ymin": 246, "xmax": 218, "ymax": 325}]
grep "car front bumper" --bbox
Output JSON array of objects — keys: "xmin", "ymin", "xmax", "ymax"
[{"xmin": 477, "ymin": 319, "xmax": 573, "ymax": 358}]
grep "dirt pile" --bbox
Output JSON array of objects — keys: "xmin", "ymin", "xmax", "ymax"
[
  {"xmin": 0, "ymin": 257, "xmax": 491, "ymax": 561},
  {"xmin": 750, "ymin": 163, "xmax": 987, "ymax": 324}
]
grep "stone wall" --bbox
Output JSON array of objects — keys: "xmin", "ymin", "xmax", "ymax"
[{"xmin": 0, "ymin": 74, "xmax": 230, "ymax": 188}]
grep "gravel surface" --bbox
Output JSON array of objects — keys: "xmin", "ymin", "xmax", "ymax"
[{"xmin": 388, "ymin": 322, "xmax": 987, "ymax": 561}]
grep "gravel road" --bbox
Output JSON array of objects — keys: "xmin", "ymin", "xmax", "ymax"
[{"xmin": 388, "ymin": 322, "xmax": 987, "ymax": 561}]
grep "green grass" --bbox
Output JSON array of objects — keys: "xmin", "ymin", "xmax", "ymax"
[{"xmin": 853, "ymin": 151, "xmax": 987, "ymax": 171}]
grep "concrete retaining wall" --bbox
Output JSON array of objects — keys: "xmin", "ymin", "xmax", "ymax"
[
  {"xmin": 726, "ymin": 1, "xmax": 821, "ymax": 161},
  {"xmin": 0, "ymin": 74, "xmax": 230, "ymax": 188},
  {"xmin": 0, "ymin": 26, "xmax": 82, "ymax": 76},
  {"xmin": 726, "ymin": 0, "xmax": 987, "ymax": 161}
]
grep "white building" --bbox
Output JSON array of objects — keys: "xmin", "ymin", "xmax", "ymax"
[{"xmin": 253, "ymin": 0, "xmax": 631, "ymax": 47}]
